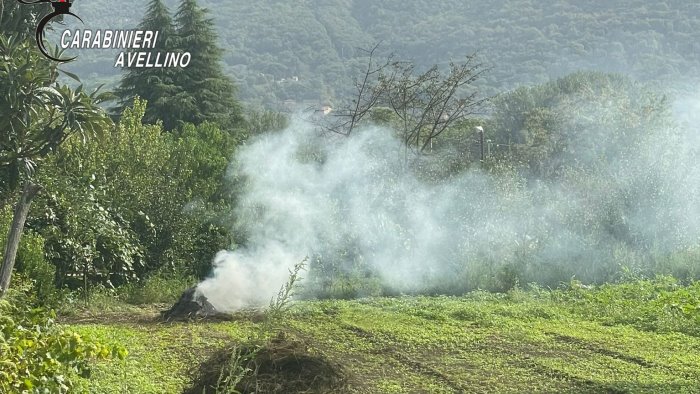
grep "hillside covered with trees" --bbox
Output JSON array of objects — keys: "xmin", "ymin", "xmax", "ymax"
[{"xmin": 62, "ymin": 0, "xmax": 700, "ymax": 109}]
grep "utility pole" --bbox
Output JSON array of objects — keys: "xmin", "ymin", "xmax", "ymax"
[{"xmin": 475, "ymin": 126, "xmax": 485, "ymax": 162}]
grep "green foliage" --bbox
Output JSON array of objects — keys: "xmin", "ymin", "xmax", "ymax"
[
  {"xmin": 0, "ymin": 288, "xmax": 125, "ymax": 393},
  {"xmin": 29, "ymin": 98, "xmax": 166, "ymax": 290},
  {"xmin": 246, "ymin": 109, "xmax": 289, "ymax": 136},
  {"xmin": 488, "ymin": 71, "xmax": 670, "ymax": 178},
  {"xmin": 30, "ymin": 98, "xmax": 238, "ymax": 291},
  {"xmin": 115, "ymin": 0, "xmax": 180, "ymax": 128},
  {"xmin": 115, "ymin": 0, "xmax": 244, "ymax": 130},
  {"xmin": 171, "ymin": 121, "xmax": 240, "ymax": 203},
  {"xmin": 0, "ymin": 35, "xmax": 111, "ymax": 190},
  {"xmin": 61, "ymin": 98, "xmax": 175, "ymax": 278},
  {"xmin": 35, "ymin": 177, "xmax": 144, "ymax": 291},
  {"xmin": 0, "ymin": 34, "xmax": 111, "ymax": 298},
  {"xmin": 0, "ymin": 206, "xmax": 56, "ymax": 304},
  {"xmin": 172, "ymin": 0, "xmax": 244, "ymax": 129},
  {"xmin": 0, "ymin": 1, "xmax": 54, "ymax": 41},
  {"xmin": 117, "ymin": 271, "xmax": 195, "ymax": 305},
  {"xmin": 62, "ymin": 0, "xmax": 700, "ymax": 108},
  {"xmin": 554, "ymin": 276, "xmax": 700, "ymax": 336},
  {"xmin": 165, "ymin": 121, "xmax": 239, "ymax": 277},
  {"xmin": 267, "ymin": 258, "xmax": 307, "ymax": 321}
]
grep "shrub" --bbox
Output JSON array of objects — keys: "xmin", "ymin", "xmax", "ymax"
[
  {"xmin": 0, "ymin": 287, "xmax": 126, "ymax": 393},
  {"xmin": 118, "ymin": 271, "xmax": 196, "ymax": 305},
  {"xmin": 0, "ymin": 206, "xmax": 59, "ymax": 305}
]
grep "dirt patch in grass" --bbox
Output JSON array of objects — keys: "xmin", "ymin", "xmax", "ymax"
[
  {"xmin": 58, "ymin": 307, "xmax": 162, "ymax": 325},
  {"xmin": 185, "ymin": 332, "xmax": 348, "ymax": 394},
  {"xmin": 547, "ymin": 333, "xmax": 656, "ymax": 368}
]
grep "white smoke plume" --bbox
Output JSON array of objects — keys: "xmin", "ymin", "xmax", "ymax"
[{"xmin": 197, "ymin": 92, "xmax": 700, "ymax": 312}]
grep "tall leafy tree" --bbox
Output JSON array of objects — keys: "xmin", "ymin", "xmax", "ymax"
[
  {"xmin": 172, "ymin": 0, "xmax": 244, "ymax": 129},
  {"xmin": 40, "ymin": 98, "xmax": 238, "ymax": 284},
  {"xmin": 115, "ymin": 0, "xmax": 180, "ymax": 129},
  {"xmin": 0, "ymin": 36, "xmax": 111, "ymax": 297}
]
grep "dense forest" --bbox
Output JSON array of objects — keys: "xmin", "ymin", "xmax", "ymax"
[{"xmin": 62, "ymin": 0, "xmax": 700, "ymax": 109}]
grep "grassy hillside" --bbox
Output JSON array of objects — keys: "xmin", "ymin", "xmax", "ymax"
[
  {"xmin": 59, "ymin": 0, "xmax": 700, "ymax": 108},
  {"xmin": 64, "ymin": 278, "xmax": 700, "ymax": 393}
]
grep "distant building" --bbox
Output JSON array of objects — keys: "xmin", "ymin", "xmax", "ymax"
[
  {"xmin": 276, "ymin": 76, "xmax": 300, "ymax": 84},
  {"xmin": 279, "ymin": 99, "xmax": 326, "ymax": 113}
]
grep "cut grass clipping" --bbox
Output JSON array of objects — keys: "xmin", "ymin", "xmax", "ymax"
[{"xmin": 185, "ymin": 332, "xmax": 347, "ymax": 394}]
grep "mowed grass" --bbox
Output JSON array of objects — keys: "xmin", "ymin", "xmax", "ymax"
[
  {"xmin": 66, "ymin": 279, "xmax": 700, "ymax": 393},
  {"xmin": 66, "ymin": 311, "xmax": 255, "ymax": 393}
]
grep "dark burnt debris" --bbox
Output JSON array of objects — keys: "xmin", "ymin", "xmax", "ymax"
[{"xmin": 161, "ymin": 287, "xmax": 219, "ymax": 321}]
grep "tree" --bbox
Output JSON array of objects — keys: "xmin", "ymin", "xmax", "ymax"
[
  {"xmin": 384, "ymin": 55, "xmax": 488, "ymax": 157},
  {"xmin": 323, "ymin": 45, "xmax": 488, "ymax": 161},
  {"xmin": 58, "ymin": 98, "xmax": 176, "ymax": 279},
  {"xmin": 324, "ymin": 44, "xmax": 393, "ymax": 137},
  {"xmin": 487, "ymin": 71, "xmax": 670, "ymax": 178},
  {"xmin": 246, "ymin": 109, "xmax": 289, "ymax": 137},
  {"xmin": 485, "ymin": 71, "xmax": 681, "ymax": 265},
  {"xmin": 115, "ymin": 0, "xmax": 180, "ymax": 128},
  {"xmin": 0, "ymin": 36, "xmax": 111, "ymax": 297},
  {"xmin": 34, "ymin": 174, "xmax": 144, "ymax": 293},
  {"xmin": 44, "ymin": 98, "xmax": 237, "ymax": 282},
  {"xmin": 172, "ymin": 0, "xmax": 244, "ymax": 129}
]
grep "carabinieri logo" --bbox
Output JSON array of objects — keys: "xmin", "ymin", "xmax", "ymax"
[
  {"xmin": 16, "ymin": 0, "xmax": 191, "ymax": 68},
  {"xmin": 18, "ymin": 0, "xmax": 83, "ymax": 62}
]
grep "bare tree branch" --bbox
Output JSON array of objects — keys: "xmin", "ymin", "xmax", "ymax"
[{"xmin": 323, "ymin": 45, "xmax": 489, "ymax": 159}]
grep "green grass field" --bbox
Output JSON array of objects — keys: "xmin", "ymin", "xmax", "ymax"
[{"xmin": 62, "ymin": 278, "xmax": 700, "ymax": 393}]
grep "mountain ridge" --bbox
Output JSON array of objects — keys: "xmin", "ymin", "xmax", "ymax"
[{"xmin": 56, "ymin": 0, "xmax": 700, "ymax": 109}]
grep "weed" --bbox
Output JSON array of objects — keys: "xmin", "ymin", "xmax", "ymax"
[{"xmin": 196, "ymin": 258, "xmax": 309, "ymax": 394}]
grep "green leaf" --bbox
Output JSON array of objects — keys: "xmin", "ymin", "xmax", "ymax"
[{"xmin": 58, "ymin": 69, "xmax": 81, "ymax": 83}]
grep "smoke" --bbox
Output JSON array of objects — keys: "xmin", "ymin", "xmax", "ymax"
[{"xmin": 196, "ymin": 88, "xmax": 700, "ymax": 312}]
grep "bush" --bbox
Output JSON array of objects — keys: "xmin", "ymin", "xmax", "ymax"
[
  {"xmin": 0, "ymin": 287, "xmax": 126, "ymax": 393},
  {"xmin": 0, "ymin": 206, "xmax": 59, "ymax": 305},
  {"xmin": 117, "ymin": 272, "xmax": 196, "ymax": 305}
]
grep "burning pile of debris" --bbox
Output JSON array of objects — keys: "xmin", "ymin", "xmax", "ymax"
[{"xmin": 161, "ymin": 287, "xmax": 220, "ymax": 321}]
